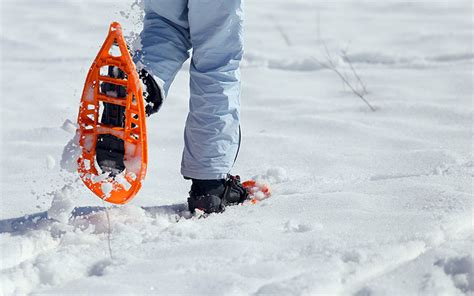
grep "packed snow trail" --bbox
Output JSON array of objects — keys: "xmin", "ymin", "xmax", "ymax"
[{"xmin": 1, "ymin": 0, "xmax": 472, "ymax": 295}]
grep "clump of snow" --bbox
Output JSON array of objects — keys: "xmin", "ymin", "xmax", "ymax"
[
  {"xmin": 92, "ymin": 172, "xmax": 110, "ymax": 183},
  {"xmin": 45, "ymin": 155, "xmax": 56, "ymax": 169},
  {"xmin": 127, "ymin": 172, "xmax": 137, "ymax": 181},
  {"xmin": 101, "ymin": 182, "xmax": 113, "ymax": 198},
  {"xmin": 124, "ymin": 142, "xmax": 142, "ymax": 175},
  {"xmin": 123, "ymin": 0, "xmax": 145, "ymax": 51},
  {"xmin": 124, "ymin": 157, "xmax": 142, "ymax": 175},
  {"xmin": 252, "ymin": 190, "xmax": 266, "ymax": 201},
  {"xmin": 61, "ymin": 119, "xmax": 77, "ymax": 134},
  {"xmin": 60, "ymin": 131, "xmax": 82, "ymax": 173},
  {"xmin": 115, "ymin": 173, "xmax": 132, "ymax": 190},
  {"xmin": 82, "ymin": 134, "xmax": 94, "ymax": 152},
  {"xmin": 130, "ymin": 34, "xmax": 142, "ymax": 52},
  {"xmin": 47, "ymin": 185, "xmax": 75, "ymax": 223},
  {"xmin": 245, "ymin": 180, "xmax": 271, "ymax": 201},
  {"xmin": 84, "ymin": 85, "xmax": 95, "ymax": 103}
]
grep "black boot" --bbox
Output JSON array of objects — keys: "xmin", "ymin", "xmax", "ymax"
[
  {"xmin": 187, "ymin": 175, "xmax": 249, "ymax": 214},
  {"xmin": 96, "ymin": 66, "xmax": 127, "ymax": 176},
  {"xmin": 95, "ymin": 66, "xmax": 163, "ymax": 176}
]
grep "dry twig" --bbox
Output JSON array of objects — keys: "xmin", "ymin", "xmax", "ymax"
[
  {"xmin": 314, "ymin": 43, "xmax": 376, "ymax": 111},
  {"xmin": 101, "ymin": 200, "xmax": 114, "ymax": 260}
]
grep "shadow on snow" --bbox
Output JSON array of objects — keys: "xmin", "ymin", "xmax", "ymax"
[{"xmin": 0, "ymin": 203, "xmax": 189, "ymax": 235}]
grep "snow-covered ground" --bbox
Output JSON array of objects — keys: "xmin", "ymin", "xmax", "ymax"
[{"xmin": 1, "ymin": 0, "xmax": 473, "ymax": 295}]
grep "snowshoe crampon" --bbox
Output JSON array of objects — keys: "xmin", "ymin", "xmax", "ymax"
[{"xmin": 77, "ymin": 22, "xmax": 147, "ymax": 204}]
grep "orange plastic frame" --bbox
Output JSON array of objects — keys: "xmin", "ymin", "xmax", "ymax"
[{"xmin": 77, "ymin": 22, "xmax": 148, "ymax": 204}]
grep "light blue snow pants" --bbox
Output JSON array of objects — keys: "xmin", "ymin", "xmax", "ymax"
[{"xmin": 134, "ymin": 0, "xmax": 244, "ymax": 180}]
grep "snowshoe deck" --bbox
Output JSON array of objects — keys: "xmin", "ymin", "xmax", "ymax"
[{"xmin": 76, "ymin": 22, "xmax": 147, "ymax": 204}]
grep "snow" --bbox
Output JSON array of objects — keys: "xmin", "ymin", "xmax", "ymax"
[
  {"xmin": 92, "ymin": 172, "xmax": 110, "ymax": 184},
  {"xmin": 84, "ymin": 85, "xmax": 95, "ymax": 103},
  {"xmin": 1, "ymin": 0, "xmax": 473, "ymax": 295},
  {"xmin": 253, "ymin": 167, "xmax": 289, "ymax": 184},
  {"xmin": 47, "ymin": 186, "xmax": 75, "ymax": 224},
  {"xmin": 124, "ymin": 141, "xmax": 142, "ymax": 175},
  {"xmin": 60, "ymin": 119, "xmax": 77, "ymax": 134},
  {"xmin": 100, "ymin": 182, "xmax": 113, "ymax": 199},
  {"xmin": 60, "ymin": 131, "xmax": 82, "ymax": 173},
  {"xmin": 114, "ymin": 173, "xmax": 132, "ymax": 191},
  {"xmin": 45, "ymin": 155, "xmax": 56, "ymax": 170}
]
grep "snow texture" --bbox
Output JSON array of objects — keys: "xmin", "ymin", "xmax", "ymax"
[
  {"xmin": 45, "ymin": 155, "xmax": 56, "ymax": 170},
  {"xmin": 46, "ymin": 186, "xmax": 75, "ymax": 224},
  {"xmin": 60, "ymin": 132, "xmax": 82, "ymax": 173},
  {"xmin": 100, "ymin": 182, "xmax": 113, "ymax": 199},
  {"xmin": 1, "ymin": 0, "xmax": 472, "ymax": 295}
]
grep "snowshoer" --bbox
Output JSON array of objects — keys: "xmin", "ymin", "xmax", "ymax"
[{"xmin": 131, "ymin": 0, "xmax": 248, "ymax": 213}]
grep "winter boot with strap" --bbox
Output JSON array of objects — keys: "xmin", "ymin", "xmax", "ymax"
[{"xmin": 187, "ymin": 175, "xmax": 249, "ymax": 214}]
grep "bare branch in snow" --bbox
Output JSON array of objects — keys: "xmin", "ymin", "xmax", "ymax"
[
  {"xmin": 270, "ymin": 15, "xmax": 292, "ymax": 47},
  {"xmin": 341, "ymin": 49, "xmax": 368, "ymax": 95},
  {"xmin": 102, "ymin": 201, "xmax": 114, "ymax": 260},
  {"xmin": 314, "ymin": 43, "xmax": 376, "ymax": 112}
]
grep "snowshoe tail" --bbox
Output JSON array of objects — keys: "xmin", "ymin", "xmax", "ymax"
[{"xmin": 76, "ymin": 22, "xmax": 148, "ymax": 204}]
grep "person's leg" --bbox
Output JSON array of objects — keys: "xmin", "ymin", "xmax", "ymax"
[
  {"xmin": 181, "ymin": 0, "xmax": 244, "ymax": 180},
  {"xmin": 98, "ymin": 1, "xmax": 193, "ymax": 173},
  {"xmin": 133, "ymin": 0, "xmax": 192, "ymax": 96}
]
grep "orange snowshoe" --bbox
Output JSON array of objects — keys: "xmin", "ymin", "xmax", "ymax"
[{"xmin": 76, "ymin": 22, "xmax": 147, "ymax": 204}]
